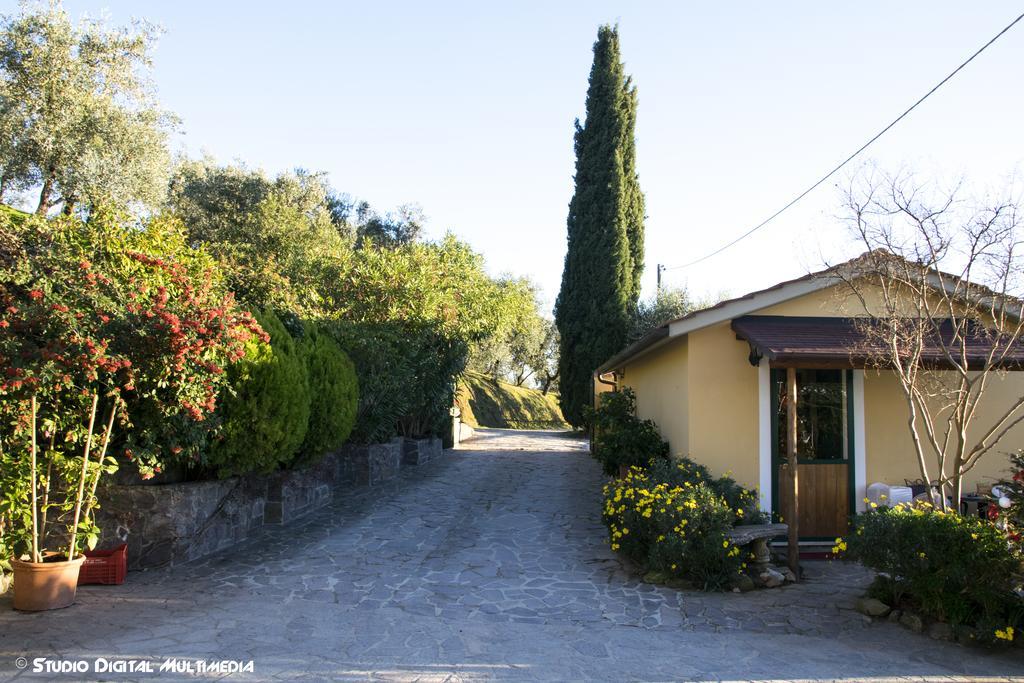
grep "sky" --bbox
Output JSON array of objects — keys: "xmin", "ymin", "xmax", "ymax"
[{"xmin": 47, "ymin": 1, "xmax": 1024, "ymax": 312}]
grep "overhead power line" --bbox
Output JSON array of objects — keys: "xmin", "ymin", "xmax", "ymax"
[{"xmin": 663, "ymin": 9, "xmax": 1024, "ymax": 273}]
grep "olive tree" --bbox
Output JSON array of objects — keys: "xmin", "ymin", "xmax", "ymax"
[{"xmin": 0, "ymin": 2, "xmax": 174, "ymax": 214}]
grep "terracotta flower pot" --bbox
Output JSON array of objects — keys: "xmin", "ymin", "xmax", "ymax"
[{"xmin": 10, "ymin": 555, "xmax": 85, "ymax": 611}]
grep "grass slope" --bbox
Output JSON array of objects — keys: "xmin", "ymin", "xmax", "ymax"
[
  {"xmin": 457, "ymin": 371, "xmax": 567, "ymax": 430},
  {"xmin": 0, "ymin": 205, "xmax": 30, "ymax": 224}
]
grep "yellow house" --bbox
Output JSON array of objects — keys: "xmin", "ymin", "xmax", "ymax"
[{"xmin": 594, "ymin": 254, "xmax": 1024, "ymax": 540}]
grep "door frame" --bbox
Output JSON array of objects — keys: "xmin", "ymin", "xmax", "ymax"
[{"xmin": 765, "ymin": 366, "xmax": 859, "ymax": 541}]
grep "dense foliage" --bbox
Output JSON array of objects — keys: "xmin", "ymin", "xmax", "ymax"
[
  {"xmin": 168, "ymin": 161, "xmax": 349, "ymax": 314},
  {"xmin": 207, "ymin": 310, "xmax": 310, "ymax": 477},
  {"xmin": 842, "ymin": 504, "xmax": 1024, "ymax": 644},
  {"xmin": 603, "ymin": 462, "xmax": 760, "ymax": 591},
  {"xmin": 556, "ymin": 24, "xmax": 645, "ymax": 427},
  {"xmin": 329, "ymin": 321, "xmax": 464, "ymax": 443},
  {"xmin": 588, "ymin": 388, "xmax": 669, "ymax": 476},
  {"xmin": 297, "ymin": 325, "xmax": 358, "ymax": 463},
  {"xmin": 467, "ymin": 277, "xmax": 557, "ymax": 390}
]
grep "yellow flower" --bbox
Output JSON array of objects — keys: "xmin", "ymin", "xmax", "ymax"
[
  {"xmin": 722, "ymin": 540, "xmax": 729, "ymax": 548},
  {"xmin": 995, "ymin": 626, "xmax": 1015, "ymax": 641},
  {"xmin": 622, "ymin": 528, "xmax": 629, "ymax": 535},
  {"xmin": 971, "ymin": 533, "xmax": 978, "ymax": 540},
  {"xmin": 670, "ymin": 564, "xmax": 677, "ymax": 570},
  {"xmin": 870, "ymin": 502, "xmax": 878, "ymax": 509},
  {"xmin": 918, "ymin": 552, "xmax": 926, "ymax": 559}
]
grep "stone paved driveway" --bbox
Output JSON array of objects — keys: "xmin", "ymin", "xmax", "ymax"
[{"xmin": 1, "ymin": 428, "xmax": 1023, "ymax": 681}]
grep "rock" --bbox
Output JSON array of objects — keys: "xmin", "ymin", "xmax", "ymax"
[
  {"xmin": 899, "ymin": 612, "xmax": 924, "ymax": 633},
  {"xmin": 928, "ymin": 622, "xmax": 954, "ymax": 641},
  {"xmin": 782, "ymin": 568, "xmax": 797, "ymax": 583},
  {"xmin": 730, "ymin": 574, "xmax": 756, "ymax": 592},
  {"xmin": 955, "ymin": 625, "xmax": 978, "ymax": 645},
  {"xmin": 855, "ymin": 597, "xmax": 891, "ymax": 618},
  {"xmin": 887, "ymin": 609, "xmax": 902, "ymax": 624},
  {"xmin": 758, "ymin": 567, "xmax": 785, "ymax": 588},
  {"xmin": 732, "ymin": 587, "xmax": 741, "ymax": 593},
  {"xmin": 642, "ymin": 571, "xmax": 669, "ymax": 585}
]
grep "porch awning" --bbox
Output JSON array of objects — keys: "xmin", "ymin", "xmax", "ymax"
[{"xmin": 731, "ymin": 315, "xmax": 1024, "ymax": 369}]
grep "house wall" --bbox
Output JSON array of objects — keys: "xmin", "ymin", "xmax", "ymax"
[
  {"xmin": 863, "ymin": 370, "xmax": 1024, "ymax": 492},
  {"xmin": 686, "ymin": 322, "xmax": 760, "ymax": 489},
  {"xmin": 620, "ymin": 338, "xmax": 690, "ymax": 457},
  {"xmin": 616, "ymin": 277, "xmax": 1024, "ymax": 499}
]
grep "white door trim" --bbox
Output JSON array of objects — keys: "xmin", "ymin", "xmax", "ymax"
[
  {"xmin": 853, "ymin": 369, "xmax": 867, "ymax": 513},
  {"xmin": 757, "ymin": 357, "xmax": 772, "ymax": 514}
]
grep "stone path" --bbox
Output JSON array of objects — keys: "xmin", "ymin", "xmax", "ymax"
[{"xmin": 1, "ymin": 428, "xmax": 1023, "ymax": 681}]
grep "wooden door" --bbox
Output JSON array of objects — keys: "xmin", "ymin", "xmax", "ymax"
[
  {"xmin": 771, "ymin": 368, "xmax": 854, "ymax": 540},
  {"xmin": 778, "ymin": 461, "xmax": 849, "ymax": 537}
]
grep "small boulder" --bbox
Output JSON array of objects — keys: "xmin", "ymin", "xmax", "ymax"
[
  {"xmin": 900, "ymin": 612, "xmax": 924, "ymax": 633},
  {"xmin": 730, "ymin": 574, "xmax": 756, "ymax": 592},
  {"xmin": 855, "ymin": 597, "xmax": 891, "ymax": 618},
  {"xmin": 928, "ymin": 622, "xmax": 954, "ymax": 641},
  {"xmin": 758, "ymin": 567, "xmax": 785, "ymax": 588},
  {"xmin": 955, "ymin": 626, "xmax": 978, "ymax": 645},
  {"xmin": 782, "ymin": 568, "xmax": 797, "ymax": 583},
  {"xmin": 642, "ymin": 571, "xmax": 669, "ymax": 585},
  {"xmin": 887, "ymin": 609, "xmax": 902, "ymax": 624},
  {"xmin": 666, "ymin": 578, "xmax": 694, "ymax": 591}
]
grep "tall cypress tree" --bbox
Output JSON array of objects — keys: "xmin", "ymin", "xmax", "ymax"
[{"xmin": 555, "ymin": 24, "xmax": 645, "ymax": 427}]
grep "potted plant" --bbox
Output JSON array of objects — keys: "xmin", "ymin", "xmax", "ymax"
[{"xmin": 4, "ymin": 395, "xmax": 119, "ymax": 610}]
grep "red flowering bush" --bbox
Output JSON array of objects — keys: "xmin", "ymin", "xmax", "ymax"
[
  {"xmin": 0, "ymin": 210, "xmax": 265, "ymax": 480},
  {"xmin": 993, "ymin": 451, "xmax": 1024, "ymax": 552}
]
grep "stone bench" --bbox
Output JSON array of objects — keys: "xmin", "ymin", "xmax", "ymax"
[{"xmin": 727, "ymin": 523, "xmax": 788, "ymax": 568}]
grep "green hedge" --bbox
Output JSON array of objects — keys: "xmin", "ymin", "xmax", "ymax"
[
  {"xmin": 297, "ymin": 324, "xmax": 359, "ymax": 463},
  {"xmin": 208, "ymin": 309, "xmax": 311, "ymax": 476},
  {"xmin": 587, "ymin": 388, "xmax": 668, "ymax": 476},
  {"xmin": 328, "ymin": 320, "xmax": 463, "ymax": 444}
]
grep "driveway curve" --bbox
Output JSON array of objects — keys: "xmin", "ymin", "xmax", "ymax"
[{"xmin": 1, "ymin": 428, "xmax": 1022, "ymax": 681}]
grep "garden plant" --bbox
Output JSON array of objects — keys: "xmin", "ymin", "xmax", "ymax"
[{"xmin": 840, "ymin": 500, "xmax": 1024, "ymax": 645}]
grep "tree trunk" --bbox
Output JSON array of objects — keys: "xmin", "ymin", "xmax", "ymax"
[{"xmin": 36, "ymin": 172, "xmax": 55, "ymax": 216}]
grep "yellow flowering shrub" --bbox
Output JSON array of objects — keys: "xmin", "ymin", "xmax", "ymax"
[
  {"xmin": 844, "ymin": 503, "xmax": 1024, "ymax": 645},
  {"xmin": 602, "ymin": 459, "xmax": 761, "ymax": 591}
]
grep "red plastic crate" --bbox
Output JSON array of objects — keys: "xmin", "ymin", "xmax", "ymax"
[{"xmin": 78, "ymin": 544, "xmax": 127, "ymax": 585}]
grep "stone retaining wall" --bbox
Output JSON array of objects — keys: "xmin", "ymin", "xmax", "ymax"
[{"xmin": 95, "ymin": 437, "xmax": 444, "ymax": 570}]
